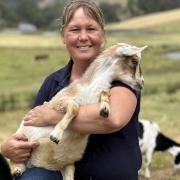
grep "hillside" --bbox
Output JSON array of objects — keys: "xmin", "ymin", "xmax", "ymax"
[
  {"xmin": 106, "ymin": 8, "xmax": 180, "ymax": 30},
  {"xmin": 96, "ymin": 0, "xmax": 127, "ymax": 6}
]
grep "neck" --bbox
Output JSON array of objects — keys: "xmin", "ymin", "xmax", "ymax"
[{"xmin": 70, "ymin": 61, "xmax": 91, "ymax": 82}]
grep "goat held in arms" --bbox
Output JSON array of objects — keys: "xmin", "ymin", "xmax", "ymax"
[{"xmin": 11, "ymin": 43, "xmax": 147, "ymax": 180}]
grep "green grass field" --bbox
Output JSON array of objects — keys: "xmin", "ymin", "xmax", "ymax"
[{"xmin": 0, "ymin": 9, "xmax": 180, "ymax": 179}]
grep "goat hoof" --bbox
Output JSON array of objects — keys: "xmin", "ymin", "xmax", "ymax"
[
  {"xmin": 12, "ymin": 169, "xmax": 22, "ymax": 178},
  {"xmin": 50, "ymin": 135, "xmax": 59, "ymax": 144},
  {"xmin": 100, "ymin": 108, "xmax": 109, "ymax": 118}
]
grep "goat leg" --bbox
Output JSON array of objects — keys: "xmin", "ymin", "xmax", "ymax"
[
  {"xmin": 62, "ymin": 164, "xmax": 75, "ymax": 180},
  {"xmin": 11, "ymin": 162, "xmax": 26, "ymax": 178},
  {"xmin": 50, "ymin": 100, "xmax": 79, "ymax": 144},
  {"xmin": 99, "ymin": 90, "xmax": 110, "ymax": 118}
]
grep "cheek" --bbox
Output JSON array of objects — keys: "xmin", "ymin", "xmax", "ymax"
[
  {"xmin": 62, "ymin": 33, "xmax": 78, "ymax": 45},
  {"xmin": 95, "ymin": 34, "xmax": 104, "ymax": 45}
]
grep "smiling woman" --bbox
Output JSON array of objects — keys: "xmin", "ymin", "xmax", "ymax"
[
  {"xmin": 61, "ymin": 7, "xmax": 105, "ymax": 72},
  {"xmin": 60, "ymin": 1, "xmax": 105, "ymax": 78}
]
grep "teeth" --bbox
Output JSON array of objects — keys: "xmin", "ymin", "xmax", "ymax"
[{"xmin": 77, "ymin": 45, "xmax": 91, "ymax": 48}]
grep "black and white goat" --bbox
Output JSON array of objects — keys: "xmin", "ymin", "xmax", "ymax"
[
  {"xmin": 139, "ymin": 119, "xmax": 180, "ymax": 178},
  {"xmin": 11, "ymin": 43, "xmax": 147, "ymax": 180}
]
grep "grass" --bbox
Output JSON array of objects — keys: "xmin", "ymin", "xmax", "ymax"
[
  {"xmin": 0, "ymin": 47, "xmax": 68, "ymax": 94},
  {"xmin": 0, "ymin": 13, "xmax": 180, "ymax": 179},
  {"xmin": 0, "ymin": 33, "xmax": 63, "ymax": 48},
  {"xmin": 106, "ymin": 8, "xmax": 180, "ymax": 30}
]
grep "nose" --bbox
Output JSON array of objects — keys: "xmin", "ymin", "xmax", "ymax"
[
  {"xmin": 136, "ymin": 77, "xmax": 144, "ymax": 90},
  {"xmin": 78, "ymin": 30, "xmax": 88, "ymax": 41},
  {"xmin": 139, "ymin": 78, "xmax": 144, "ymax": 89}
]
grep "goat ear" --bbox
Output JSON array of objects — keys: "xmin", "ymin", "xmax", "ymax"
[
  {"xmin": 116, "ymin": 46, "xmax": 139, "ymax": 56},
  {"xmin": 116, "ymin": 44, "xmax": 148, "ymax": 56},
  {"xmin": 139, "ymin": 45, "xmax": 148, "ymax": 52}
]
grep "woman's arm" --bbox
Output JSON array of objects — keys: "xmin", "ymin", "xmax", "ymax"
[
  {"xmin": 24, "ymin": 86, "xmax": 137, "ymax": 134},
  {"xmin": 69, "ymin": 86, "xmax": 137, "ymax": 134}
]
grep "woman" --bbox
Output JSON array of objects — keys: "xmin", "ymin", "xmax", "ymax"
[{"xmin": 1, "ymin": 0, "xmax": 142, "ymax": 179}]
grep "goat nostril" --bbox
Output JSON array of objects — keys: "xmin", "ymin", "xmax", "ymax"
[
  {"xmin": 136, "ymin": 80, "xmax": 144, "ymax": 89},
  {"xmin": 142, "ymin": 80, "xmax": 144, "ymax": 86}
]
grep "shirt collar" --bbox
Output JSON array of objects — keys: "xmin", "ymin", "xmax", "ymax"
[{"xmin": 54, "ymin": 59, "xmax": 73, "ymax": 88}]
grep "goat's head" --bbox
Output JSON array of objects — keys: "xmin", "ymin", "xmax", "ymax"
[{"xmin": 105, "ymin": 43, "xmax": 147, "ymax": 91}]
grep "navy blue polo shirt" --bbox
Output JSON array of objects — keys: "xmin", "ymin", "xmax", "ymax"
[{"xmin": 33, "ymin": 60, "xmax": 142, "ymax": 180}]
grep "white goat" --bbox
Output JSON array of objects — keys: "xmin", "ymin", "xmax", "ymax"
[
  {"xmin": 139, "ymin": 119, "xmax": 180, "ymax": 178},
  {"xmin": 11, "ymin": 43, "xmax": 147, "ymax": 180}
]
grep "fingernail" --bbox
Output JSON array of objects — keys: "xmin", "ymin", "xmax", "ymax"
[{"xmin": 33, "ymin": 142, "xmax": 39, "ymax": 147}]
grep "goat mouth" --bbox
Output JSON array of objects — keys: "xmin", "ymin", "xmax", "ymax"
[{"xmin": 135, "ymin": 81, "xmax": 144, "ymax": 90}]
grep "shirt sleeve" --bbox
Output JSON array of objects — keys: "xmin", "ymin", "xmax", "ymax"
[
  {"xmin": 111, "ymin": 80, "xmax": 139, "ymax": 98},
  {"xmin": 32, "ymin": 76, "xmax": 54, "ymax": 108}
]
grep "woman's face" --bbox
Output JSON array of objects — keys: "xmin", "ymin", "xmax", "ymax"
[{"xmin": 61, "ymin": 8, "xmax": 105, "ymax": 64}]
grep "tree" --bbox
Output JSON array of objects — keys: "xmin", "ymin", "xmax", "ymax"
[
  {"xmin": 0, "ymin": 0, "xmax": 65, "ymax": 29},
  {"xmin": 127, "ymin": 0, "xmax": 180, "ymax": 17},
  {"xmin": 0, "ymin": 0, "xmax": 19, "ymax": 26},
  {"xmin": 127, "ymin": 0, "xmax": 143, "ymax": 16},
  {"xmin": 138, "ymin": 0, "xmax": 180, "ymax": 14},
  {"xmin": 99, "ymin": 2, "xmax": 122, "ymax": 23}
]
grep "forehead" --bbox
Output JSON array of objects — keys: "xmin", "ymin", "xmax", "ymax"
[{"xmin": 67, "ymin": 8, "xmax": 100, "ymax": 26}]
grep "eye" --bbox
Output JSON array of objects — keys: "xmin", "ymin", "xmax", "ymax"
[
  {"xmin": 88, "ymin": 28, "xmax": 95, "ymax": 31},
  {"xmin": 69, "ymin": 28, "xmax": 79, "ymax": 32},
  {"xmin": 71, "ymin": 29, "xmax": 78, "ymax": 31},
  {"xmin": 131, "ymin": 59, "xmax": 138, "ymax": 66},
  {"xmin": 87, "ymin": 27, "xmax": 97, "ymax": 32}
]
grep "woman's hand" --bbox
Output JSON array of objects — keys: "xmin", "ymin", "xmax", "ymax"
[
  {"xmin": 23, "ymin": 102, "xmax": 63, "ymax": 127},
  {"xmin": 1, "ymin": 133, "xmax": 39, "ymax": 163}
]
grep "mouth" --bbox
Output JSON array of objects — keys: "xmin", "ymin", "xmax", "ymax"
[
  {"xmin": 76, "ymin": 45, "xmax": 92, "ymax": 50},
  {"xmin": 136, "ymin": 80, "xmax": 144, "ymax": 90}
]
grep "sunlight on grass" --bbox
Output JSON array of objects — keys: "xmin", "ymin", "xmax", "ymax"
[
  {"xmin": 0, "ymin": 33, "xmax": 64, "ymax": 48},
  {"xmin": 106, "ymin": 8, "xmax": 180, "ymax": 30}
]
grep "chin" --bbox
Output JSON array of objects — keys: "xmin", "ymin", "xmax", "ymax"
[{"xmin": 74, "ymin": 54, "xmax": 96, "ymax": 62}]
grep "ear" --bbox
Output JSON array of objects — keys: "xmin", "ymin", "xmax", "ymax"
[
  {"xmin": 139, "ymin": 45, "xmax": 148, "ymax": 52},
  {"xmin": 116, "ymin": 46, "xmax": 138, "ymax": 56},
  {"xmin": 116, "ymin": 44, "xmax": 148, "ymax": 56}
]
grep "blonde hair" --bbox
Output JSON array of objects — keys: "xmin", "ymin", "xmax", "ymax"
[{"xmin": 61, "ymin": 0, "xmax": 105, "ymax": 31}]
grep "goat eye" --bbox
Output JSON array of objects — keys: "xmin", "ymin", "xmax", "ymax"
[{"xmin": 132, "ymin": 60, "xmax": 138, "ymax": 66}]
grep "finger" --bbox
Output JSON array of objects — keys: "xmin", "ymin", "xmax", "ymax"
[
  {"xmin": 23, "ymin": 115, "xmax": 29, "ymax": 121},
  {"xmin": 23, "ymin": 113, "xmax": 32, "ymax": 121},
  {"xmin": 13, "ymin": 155, "xmax": 31, "ymax": 163},
  {"xmin": 24, "ymin": 113, "xmax": 37, "ymax": 122},
  {"xmin": 13, "ymin": 133, "xmax": 28, "ymax": 141},
  {"xmin": 18, "ymin": 141, "xmax": 39, "ymax": 149},
  {"xmin": 11, "ymin": 148, "xmax": 31, "ymax": 162},
  {"xmin": 17, "ymin": 149, "xmax": 31, "ymax": 156},
  {"xmin": 15, "ymin": 149, "xmax": 31, "ymax": 158},
  {"xmin": 23, "ymin": 118, "xmax": 39, "ymax": 126},
  {"xmin": 23, "ymin": 114, "xmax": 33, "ymax": 122},
  {"xmin": 19, "ymin": 152, "xmax": 31, "ymax": 159},
  {"xmin": 23, "ymin": 120, "xmax": 32, "ymax": 126},
  {"xmin": 31, "ymin": 141, "xmax": 39, "ymax": 149}
]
